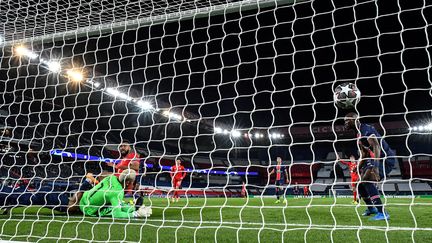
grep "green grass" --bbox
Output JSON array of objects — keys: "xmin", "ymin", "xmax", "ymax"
[{"xmin": 0, "ymin": 197, "xmax": 431, "ymax": 242}]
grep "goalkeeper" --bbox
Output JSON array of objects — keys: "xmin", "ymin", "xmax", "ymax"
[
  {"xmin": 79, "ymin": 169, "xmax": 152, "ymax": 218},
  {"xmin": 0, "ymin": 170, "xmax": 151, "ymax": 218}
]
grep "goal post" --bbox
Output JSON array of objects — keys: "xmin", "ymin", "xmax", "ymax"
[{"xmin": 1, "ymin": 0, "xmax": 299, "ymax": 46}]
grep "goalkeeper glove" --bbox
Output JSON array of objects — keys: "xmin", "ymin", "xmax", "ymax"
[{"xmin": 134, "ymin": 205, "xmax": 152, "ymax": 218}]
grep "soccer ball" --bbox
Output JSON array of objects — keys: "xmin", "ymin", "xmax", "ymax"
[{"xmin": 333, "ymin": 82, "xmax": 361, "ymax": 109}]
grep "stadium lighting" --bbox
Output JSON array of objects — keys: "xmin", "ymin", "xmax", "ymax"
[
  {"xmin": 47, "ymin": 61, "xmax": 61, "ymax": 72},
  {"xmin": 231, "ymin": 130, "xmax": 241, "ymax": 138},
  {"xmin": 14, "ymin": 46, "xmax": 28, "ymax": 56},
  {"xmin": 14, "ymin": 45, "xmax": 38, "ymax": 59},
  {"xmin": 171, "ymin": 113, "xmax": 181, "ymax": 120},
  {"xmin": 137, "ymin": 100, "xmax": 153, "ymax": 111},
  {"xmin": 0, "ymin": 36, "xmax": 3, "ymax": 46},
  {"xmin": 214, "ymin": 127, "xmax": 223, "ymax": 134},
  {"xmin": 271, "ymin": 133, "xmax": 281, "ymax": 139},
  {"xmin": 85, "ymin": 80, "xmax": 101, "ymax": 88},
  {"xmin": 118, "ymin": 92, "xmax": 132, "ymax": 101},
  {"xmin": 105, "ymin": 88, "xmax": 132, "ymax": 101},
  {"xmin": 162, "ymin": 110, "xmax": 182, "ymax": 120},
  {"xmin": 254, "ymin": 133, "xmax": 260, "ymax": 139},
  {"xmin": 66, "ymin": 70, "xmax": 84, "ymax": 82},
  {"xmin": 106, "ymin": 87, "xmax": 120, "ymax": 97},
  {"xmin": 409, "ymin": 122, "xmax": 432, "ymax": 132},
  {"xmin": 223, "ymin": 129, "xmax": 229, "ymax": 135}
]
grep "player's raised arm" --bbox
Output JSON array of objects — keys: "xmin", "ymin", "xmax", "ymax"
[
  {"xmin": 268, "ymin": 168, "xmax": 275, "ymax": 176},
  {"xmin": 336, "ymin": 153, "xmax": 350, "ymax": 166}
]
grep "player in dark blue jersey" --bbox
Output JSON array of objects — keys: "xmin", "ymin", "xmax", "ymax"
[
  {"xmin": 269, "ymin": 157, "xmax": 289, "ymax": 203},
  {"xmin": 345, "ymin": 112, "xmax": 396, "ymax": 221}
]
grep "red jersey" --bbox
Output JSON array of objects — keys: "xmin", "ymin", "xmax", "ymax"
[
  {"xmin": 171, "ymin": 165, "xmax": 186, "ymax": 180},
  {"xmin": 340, "ymin": 159, "xmax": 358, "ymax": 179},
  {"xmin": 116, "ymin": 152, "xmax": 140, "ymax": 173}
]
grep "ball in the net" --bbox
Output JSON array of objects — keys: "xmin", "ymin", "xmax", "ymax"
[{"xmin": 333, "ymin": 82, "xmax": 361, "ymax": 109}]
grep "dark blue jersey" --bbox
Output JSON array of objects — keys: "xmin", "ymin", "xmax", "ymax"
[
  {"xmin": 271, "ymin": 165, "xmax": 287, "ymax": 181},
  {"xmin": 359, "ymin": 123, "xmax": 396, "ymax": 166}
]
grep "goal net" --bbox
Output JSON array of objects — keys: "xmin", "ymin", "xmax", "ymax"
[{"xmin": 1, "ymin": 0, "xmax": 431, "ymax": 242}]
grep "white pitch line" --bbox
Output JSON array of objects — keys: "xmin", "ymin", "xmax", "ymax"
[{"xmin": 6, "ymin": 214, "xmax": 432, "ymax": 232}]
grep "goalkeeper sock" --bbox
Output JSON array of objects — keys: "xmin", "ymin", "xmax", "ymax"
[
  {"xmin": 365, "ymin": 183, "xmax": 383, "ymax": 213},
  {"xmin": 135, "ymin": 196, "xmax": 143, "ymax": 210}
]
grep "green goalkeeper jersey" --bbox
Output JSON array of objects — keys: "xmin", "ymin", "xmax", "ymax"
[{"xmin": 79, "ymin": 175, "xmax": 135, "ymax": 218}]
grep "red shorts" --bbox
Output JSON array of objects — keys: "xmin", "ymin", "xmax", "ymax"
[{"xmin": 172, "ymin": 178, "xmax": 182, "ymax": 188}]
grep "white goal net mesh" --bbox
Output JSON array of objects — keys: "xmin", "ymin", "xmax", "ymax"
[{"xmin": 1, "ymin": 0, "xmax": 432, "ymax": 242}]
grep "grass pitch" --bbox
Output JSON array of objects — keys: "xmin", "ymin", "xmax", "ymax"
[{"xmin": 0, "ymin": 197, "xmax": 431, "ymax": 242}]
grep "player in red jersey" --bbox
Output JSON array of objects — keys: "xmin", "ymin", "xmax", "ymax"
[
  {"xmin": 106, "ymin": 141, "xmax": 140, "ymax": 195},
  {"xmin": 337, "ymin": 154, "xmax": 360, "ymax": 204},
  {"xmin": 170, "ymin": 159, "xmax": 186, "ymax": 203}
]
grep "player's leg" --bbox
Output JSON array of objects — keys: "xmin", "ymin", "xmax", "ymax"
[
  {"xmin": 275, "ymin": 181, "xmax": 281, "ymax": 203},
  {"xmin": 177, "ymin": 180, "xmax": 183, "ymax": 202},
  {"xmin": 351, "ymin": 182, "xmax": 358, "ymax": 204},
  {"xmin": 351, "ymin": 176, "xmax": 359, "ymax": 204},
  {"xmin": 171, "ymin": 179, "xmax": 180, "ymax": 202},
  {"xmin": 282, "ymin": 183, "xmax": 288, "ymax": 204},
  {"xmin": 361, "ymin": 162, "xmax": 389, "ymax": 220},
  {"xmin": 363, "ymin": 181, "xmax": 389, "ymax": 220},
  {"xmin": 169, "ymin": 178, "xmax": 176, "ymax": 202},
  {"xmin": 175, "ymin": 180, "xmax": 181, "ymax": 202},
  {"xmin": 357, "ymin": 182, "xmax": 377, "ymax": 216}
]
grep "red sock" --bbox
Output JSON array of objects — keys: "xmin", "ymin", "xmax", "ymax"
[{"xmin": 353, "ymin": 190, "xmax": 357, "ymax": 201}]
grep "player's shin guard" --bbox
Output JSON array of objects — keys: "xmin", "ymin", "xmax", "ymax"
[
  {"xmin": 353, "ymin": 190, "xmax": 357, "ymax": 202},
  {"xmin": 358, "ymin": 183, "xmax": 374, "ymax": 211},
  {"xmin": 275, "ymin": 187, "xmax": 280, "ymax": 200},
  {"xmin": 364, "ymin": 183, "xmax": 383, "ymax": 213}
]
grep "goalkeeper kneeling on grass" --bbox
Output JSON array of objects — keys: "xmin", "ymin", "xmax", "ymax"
[{"xmin": 79, "ymin": 169, "xmax": 152, "ymax": 218}]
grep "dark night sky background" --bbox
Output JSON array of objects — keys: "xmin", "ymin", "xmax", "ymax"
[{"xmin": 0, "ymin": 0, "xmax": 431, "ymax": 161}]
